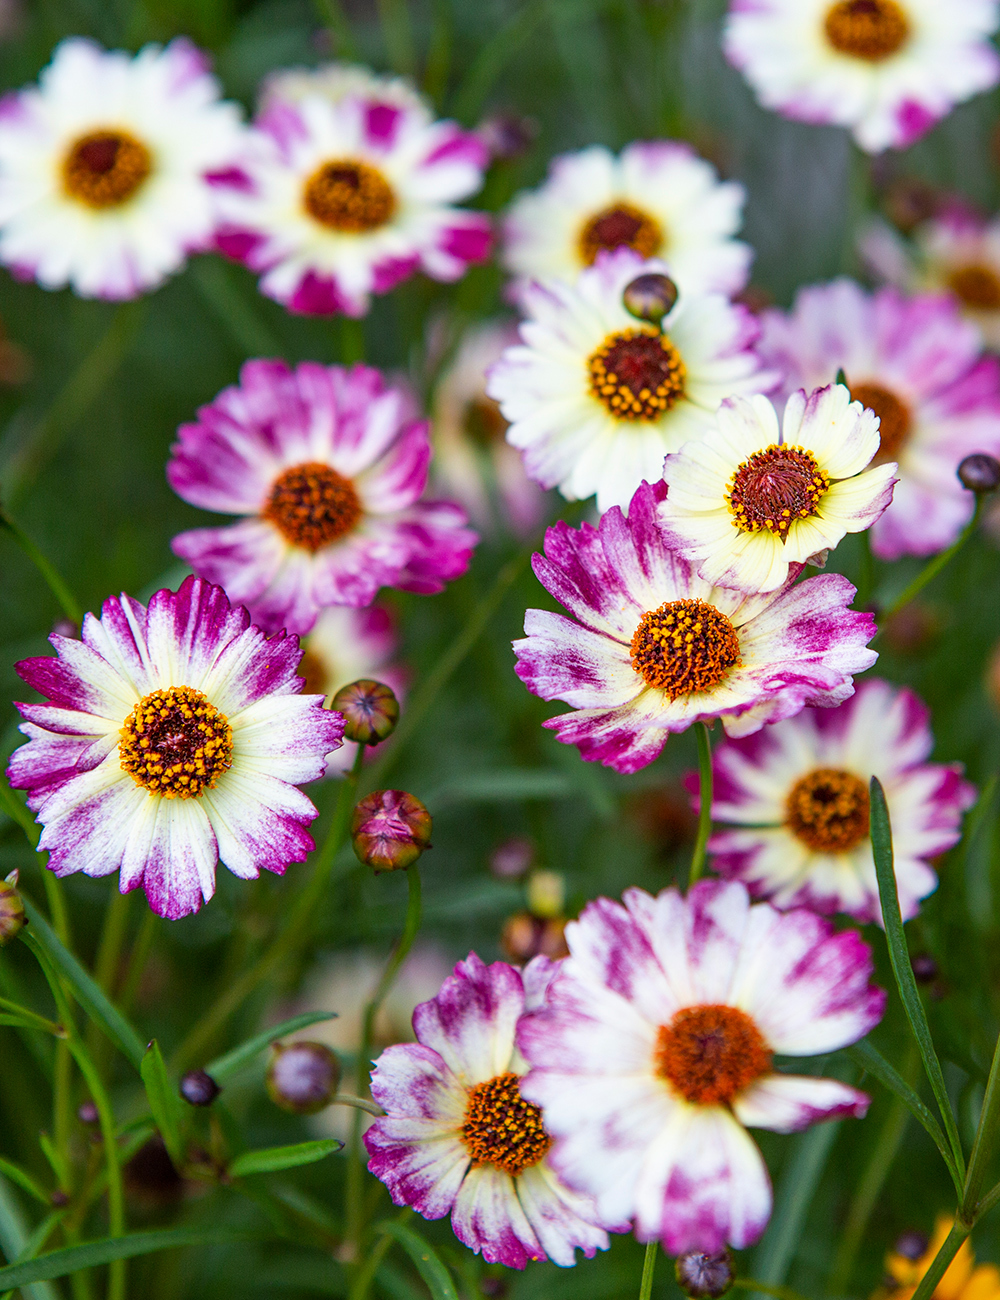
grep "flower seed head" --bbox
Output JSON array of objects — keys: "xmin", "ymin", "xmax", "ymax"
[
  {"xmin": 330, "ymin": 678, "xmax": 400, "ymax": 745},
  {"xmin": 0, "ymin": 870, "xmax": 25, "ymax": 945},
  {"xmin": 622, "ymin": 272, "xmax": 679, "ymax": 327},
  {"xmin": 351, "ymin": 790, "xmax": 432, "ymax": 872},
  {"xmin": 266, "ymin": 1041, "xmax": 340, "ymax": 1115},
  {"xmin": 179, "ymin": 1069, "xmax": 221, "ymax": 1107},
  {"xmin": 675, "ymin": 1248, "xmax": 735, "ymax": 1299},
  {"xmin": 957, "ymin": 453, "xmax": 1000, "ymax": 494}
]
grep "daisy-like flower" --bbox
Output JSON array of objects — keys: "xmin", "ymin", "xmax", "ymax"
[
  {"xmin": 723, "ymin": 0, "xmax": 1000, "ymax": 154},
  {"xmin": 168, "ymin": 359, "xmax": 477, "ymax": 637},
  {"xmin": 501, "ymin": 142, "xmax": 751, "ymax": 303},
  {"xmin": 431, "ymin": 319, "xmax": 549, "ymax": 537},
  {"xmin": 214, "ymin": 91, "xmax": 490, "ymax": 317},
  {"xmin": 0, "ymin": 37, "xmax": 243, "ymax": 300},
  {"xmin": 701, "ymin": 678, "xmax": 975, "ymax": 924},
  {"xmin": 365, "ymin": 953, "xmax": 610, "ymax": 1269},
  {"xmin": 758, "ymin": 278, "xmax": 1000, "ymax": 559},
  {"xmin": 518, "ymin": 879, "xmax": 884, "ymax": 1254},
  {"xmin": 6, "ymin": 576, "xmax": 344, "ymax": 920},
  {"xmin": 259, "ymin": 62, "xmax": 430, "ymax": 120},
  {"xmin": 514, "ymin": 479, "xmax": 877, "ymax": 775},
  {"xmin": 299, "ymin": 604, "xmax": 406, "ymax": 775},
  {"xmin": 876, "ymin": 1216, "xmax": 1000, "ymax": 1300},
  {"xmin": 486, "ymin": 248, "xmax": 772, "ymax": 514},
  {"xmin": 659, "ymin": 385, "xmax": 896, "ymax": 594}
]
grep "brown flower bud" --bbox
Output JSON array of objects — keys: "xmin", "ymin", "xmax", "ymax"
[
  {"xmin": 957, "ymin": 453, "xmax": 1000, "ymax": 494},
  {"xmin": 500, "ymin": 912, "xmax": 569, "ymax": 964},
  {"xmin": 675, "ymin": 1248, "xmax": 735, "ymax": 1299},
  {"xmin": 330, "ymin": 679, "xmax": 400, "ymax": 745},
  {"xmin": 266, "ymin": 1041, "xmax": 340, "ymax": 1115},
  {"xmin": 623, "ymin": 273, "xmax": 678, "ymax": 327},
  {"xmin": 0, "ymin": 870, "xmax": 25, "ymax": 945},
  {"xmin": 179, "ymin": 1069, "xmax": 221, "ymax": 1107},
  {"xmin": 351, "ymin": 790, "xmax": 431, "ymax": 872}
]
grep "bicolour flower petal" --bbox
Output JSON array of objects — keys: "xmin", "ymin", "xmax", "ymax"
[{"xmin": 733, "ymin": 1074, "xmax": 871, "ymax": 1132}]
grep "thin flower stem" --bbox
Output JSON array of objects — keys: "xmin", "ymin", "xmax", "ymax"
[
  {"xmin": 339, "ymin": 317, "xmax": 366, "ymax": 365},
  {"xmin": 878, "ymin": 497, "xmax": 984, "ymax": 628},
  {"xmin": 118, "ymin": 909, "xmax": 157, "ymax": 1018},
  {"xmin": 331, "ymin": 1094, "xmax": 386, "ymax": 1117},
  {"xmin": 638, "ymin": 1240, "xmax": 658, "ymax": 1300},
  {"xmin": 311, "ymin": 0, "xmax": 359, "ymax": 60},
  {"xmin": 0, "ymin": 510, "xmax": 82, "ymax": 625},
  {"xmin": 347, "ymin": 1230, "xmax": 394, "ymax": 1300},
  {"xmin": 93, "ymin": 890, "xmax": 130, "ymax": 998},
  {"xmin": 909, "ymin": 1221, "xmax": 971, "ymax": 1300},
  {"xmin": 376, "ymin": 0, "xmax": 416, "ymax": 74},
  {"xmin": 961, "ymin": 1024, "xmax": 1000, "ymax": 1219},
  {"xmin": 856, "ymin": 527, "xmax": 875, "ymax": 611},
  {"xmin": 732, "ymin": 1281, "xmax": 812, "ymax": 1300},
  {"xmin": 688, "ymin": 722, "xmax": 713, "ymax": 888}
]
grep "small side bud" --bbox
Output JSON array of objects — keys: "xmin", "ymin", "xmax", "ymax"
[
  {"xmin": 675, "ymin": 1248, "xmax": 735, "ymax": 1299},
  {"xmin": 526, "ymin": 869, "xmax": 565, "ymax": 919},
  {"xmin": 957, "ymin": 452, "xmax": 1000, "ymax": 494},
  {"xmin": 351, "ymin": 790, "xmax": 431, "ymax": 872},
  {"xmin": 910, "ymin": 953, "xmax": 938, "ymax": 984},
  {"xmin": 623, "ymin": 273, "xmax": 678, "ymax": 328},
  {"xmin": 331, "ymin": 679, "xmax": 399, "ymax": 745},
  {"xmin": 489, "ymin": 836, "xmax": 534, "ymax": 879},
  {"xmin": 179, "ymin": 1069, "xmax": 221, "ymax": 1107},
  {"xmin": 0, "ymin": 870, "xmax": 25, "ymax": 945},
  {"xmin": 266, "ymin": 1041, "xmax": 340, "ymax": 1115},
  {"xmin": 477, "ymin": 112, "xmax": 538, "ymax": 161},
  {"xmin": 893, "ymin": 1230, "xmax": 929, "ymax": 1261},
  {"xmin": 77, "ymin": 1101, "xmax": 99, "ymax": 1125}
]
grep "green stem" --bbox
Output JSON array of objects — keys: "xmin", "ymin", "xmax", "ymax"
[
  {"xmin": 688, "ymin": 723, "xmax": 713, "ymax": 888},
  {"xmin": 347, "ymin": 1229, "xmax": 394, "ymax": 1300},
  {"xmin": 0, "ymin": 511, "xmax": 82, "ymax": 625},
  {"xmin": 638, "ymin": 1240, "xmax": 658, "ymax": 1300},
  {"xmin": 910, "ymin": 1221, "xmax": 971, "ymax": 1300},
  {"xmin": 732, "ymin": 1282, "xmax": 811, "ymax": 1300},
  {"xmin": 0, "ymin": 998, "xmax": 62, "ymax": 1037},
  {"xmin": 962, "ymin": 1025, "xmax": 1000, "ymax": 1219},
  {"xmin": 93, "ymin": 890, "xmax": 130, "ymax": 998},
  {"xmin": 376, "ymin": 0, "xmax": 416, "ymax": 74},
  {"xmin": 856, "ymin": 528, "xmax": 875, "ymax": 612},
  {"xmin": 331, "ymin": 1094, "xmax": 386, "ymax": 1117},
  {"xmin": 119, "ymin": 909, "xmax": 157, "ymax": 1018},
  {"xmin": 878, "ymin": 497, "xmax": 984, "ymax": 628},
  {"xmin": 311, "ymin": 0, "xmax": 359, "ymax": 59},
  {"xmin": 339, "ymin": 317, "xmax": 366, "ymax": 366}
]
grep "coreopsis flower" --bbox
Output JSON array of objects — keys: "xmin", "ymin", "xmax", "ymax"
[
  {"xmin": 513, "ymin": 479, "xmax": 877, "ymax": 774},
  {"xmin": 169, "ymin": 359, "xmax": 477, "ymax": 636},
  {"xmin": 0, "ymin": 37, "xmax": 243, "ymax": 299},
  {"xmin": 723, "ymin": 0, "xmax": 1000, "ymax": 154},
  {"xmin": 501, "ymin": 142, "xmax": 751, "ymax": 303},
  {"xmin": 430, "ymin": 319, "xmax": 549, "ymax": 536},
  {"xmin": 486, "ymin": 248, "xmax": 772, "ymax": 514},
  {"xmin": 214, "ymin": 91, "xmax": 490, "ymax": 317},
  {"xmin": 876, "ymin": 1216, "xmax": 1000, "ymax": 1300},
  {"xmin": 518, "ymin": 880, "xmax": 883, "ymax": 1254},
  {"xmin": 365, "ymin": 953, "xmax": 610, "ymax": 1268},
  {"xmin": 659, "ymin": 385, "xmax": 896, "ymax": 594},
  {"xmin": 757, "ymin": 279, "xmax": 1000, "ymax": 559},
  {"xmin": 6, "ymin": 577, "xmax": 344, "ymax": 920},
  {"xmin": 700, "ymin": 678, "xmax": 975, "ymax": 923},
  {"xmin": 258, "ymin": 62, "xmax": 430, "ymax": 120}
]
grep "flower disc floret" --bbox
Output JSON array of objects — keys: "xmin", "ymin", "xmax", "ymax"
[
  {"xmin": 823, "ymin": 0, "xmax": 910, "ymax": 61},
  {"xmin": 461, "ymin": 1072, "xmax": 552, "ymax": 1176},
  {"xmin": 948, "ymin": 263, "xmax": 1000, "ymax": 310},
  {"xmin": 579, "ymin": 203, "xmax": 662, "ymax": 266},
  {"xmin": 588, "ymin": 327, "xmax": 687, "ymax": 420},
  {"xmin": 119, "ymin": 686, "xmax": 232, "ymax": 798},
  {"xmin": 303, "ymin": 159, "xmax": 395, "ymax": 232},
  {"xmin": 630, "ymin": 600, "xmax": 741, "ymax": 698},
  {"xmin": 63, "ymin": 130, "xmax": 152, "ymax": 207},
  {"xmin": 785, "ymin": 767, "xmax": 870, "ymax": 852},
  {"xmin": 655, "ymin": 1005, "xmax": 772, "ymax": 1106},
  {"xmin": 263, "ymin": 462, "xmax": 362, "ymax": 551},
  {"xmin": 726, "ymin": 444, "xmax": 830, "ymax": 540}
]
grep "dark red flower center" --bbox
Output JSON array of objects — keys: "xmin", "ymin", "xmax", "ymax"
[
  {"xmin": 786, "ymin": 767, "xmax": 871, "ymax": 852},
  {"xmin": 578, "ymin": 202, "xmax": 662, "ymax": 266},
  {"xmin": 630, "ymin": 598, "xmax": 741, "ymax": 698},
  {"xmin": 726, "ymin": 444, "xmax": 830, "ymax": 540},
  {"xmin": 460, "ymin": 1072, "xmax": 551, "ymax": 1176},
  {"xmin": 63, "ymin": 130, "xmax": 152, "ymax": 208},
  {"xmin": 303, "ymin": 159, "xmax": 396, "ymax": 232},
  {"xmin": 823, "ymin": 0, "xmax": 910, "ymax": 61},
  {"xmin": 119, "ymin": 686, "xmax": 233, "ymax": 799},
  {"xmin": 263, "ymin": 462, "xmax": 362, "ymax": 551},
  {"xmin": 588, "ymin": 328, "xmax": 686, "ymax": 421},
  {"xmin": 655, "ymin": 1005, "xmax": 772, "ymax": 1106},
  {"xmin": 849, "ymin": 382, "xmax": 912, "ymax": 461}
]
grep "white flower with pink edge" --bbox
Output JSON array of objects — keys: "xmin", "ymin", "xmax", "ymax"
[
  {"xmin": 365, "ymin": 953, "xmax": 610, "ymax": 1269},
  {"xmin": 518, "ymin": 879, "xmax": 885, "ymax": 1254},
  {"xmin": 259, "ymin": 62, "xmax": 430, "ymax": 121}
]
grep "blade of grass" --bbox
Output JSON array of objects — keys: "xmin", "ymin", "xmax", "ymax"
[
  {"xmin": 229, "ymin": 1140, "xmax": 341, "ymax": 1178},
  {"xmin": 140, "ymin": 1042, "xmax": 186, "ymax": 1171},
  {"xmin": 205, "ymin": 1011, "xmax": 338, "ymax": 1082},
  {"xmin": 373, "ymin": 1221, "xmax": 459, "ymax": 1300},
  {"xmin": 0, "ymin": 1229, "xmax": 258, "ymax": 1289}
]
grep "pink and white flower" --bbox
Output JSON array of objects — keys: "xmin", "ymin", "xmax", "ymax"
[
  {"xmin": 757, "ymin": 278, "xmax": 1000, "ymax": 559},
  {"xmin": 0, "ymin": 37, "xmax": 244, "ymax": 300},
  {"xmin": 258, "ymin": 62, "xmax": 430, "ymax": 121},
  {"xmin": 213, "ymin": 91, "xmax": 490, "ymax": 317},
  {"xmin": 487, "ymin": 248, "xmax": 773, "ymax": 514},
  {"xmin": 7, "ymin": 576, "xmax": 344, "ymax": 920},
  {"xmin": 518, "ymin": 879, "xmax": 884, "ymax": 1254},
  {"xmin": 168, "ymin": 359, "xmax": 477, "ymax": 637},
  {"xmin": 501, "ymin": 142, "xmax": 751, "ymax": 304},
  {"xmin": 699, "ymin": 678, "xmax": 975, "ymax": 924},
  {"xmin": 365, "ymin": 953, "xmax": 610, "ymax": 1269},
  {"xmin": 513, "ymin": 479, "xmax": 877, "ymax": 774},
  {"xmin": 723, "ymin": 0, "xmax": 1000, "ymax": 154}
]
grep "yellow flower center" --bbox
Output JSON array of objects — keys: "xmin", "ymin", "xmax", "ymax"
[
  {"xmin": 948, "ymin": 264, "xmax": 1000, "ymax": 311},
  {"xmin": 62, "ymin": 130, "xmax": 152, "ymax": 208},
  {"xmin": 460, "ymin": 1072, "xmax": 551, "ymax": 1177},
  {"xmin": 726, "ymin": 444, "xmax": 830, "ymax": 540},
  {"xmin": 303, "ymin": 159, "xmax": 396, "ymax": 232},
  {"xmin": 823, "ymin": 0, "xmax": 911, "ymax": 62},
  {"xmin": 119, "ymin": 686, "xmax": 233, "ymax": 799},
  {"xmin": 849, "ymin": 382, "xmax": 912, "ymax": 462},
  {"xmin": 630, "ymin": 598, "xmax": 741, "ymax": 698},
  {"xmin": 263, "ymin": 462, "xmax": 362, "ymax": 551},
  {"xmin": 578, "ymin": 202, "xmax": 663, "ymax": 267},
  {"xmin": 655, "ymin": 1005, "xmax": 772, "ymax": 1106},
  {"xmin": 786, "ymin": 767, "xmax": 871, "ymax": 852},
  {"xmin": 588, "ymin": 328, "xmax": 686, "ymax": 421}
]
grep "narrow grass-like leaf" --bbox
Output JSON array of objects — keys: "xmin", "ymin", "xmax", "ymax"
[
  {"xmin": 0, "ymin": 1228, "xmax": 257, "ymax": 1288},
  {"xmin": 0, "ymin": 1158, "xmax": 49, "ymax": 1206},
  {"xmin": 375, "ymin": 1220, "xmax": 459, "ymax": 1300},
  {"xmin": 229, "ymin": 1140, "xmax": 341, "ymax": 1177},
  {"xmin": 140, "ymin": 1041, "xmax": 186, "ymax": 1170},
  {"xmin": 869, "ymin": 777, "xmax": 965, "ymax": 1179},
  {"xmin": 205, "ymin": 1011, "xmax": 338, "ymax": 1083},
  {"xmin": 21, "ymin": 901, "xmax": 145, "ymax": 1069}
]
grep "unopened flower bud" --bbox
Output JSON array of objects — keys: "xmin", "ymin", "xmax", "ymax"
[
  {"xmin": 51, "ymin": 618, "xmax": 79, "ymax": 640},
  {"xmin": 910, "ymin": 953, "xmax": 938, "ymax": 984},
  {"xmin": 77, "ymin": 1101, "xmax": 99, "ymax": 1125},
  {"xmin": 266, "ymin": 1041, "xmax": 340, "ymax": 1115},
  {"xmin": 351, "ymin": 790, "xmax": 431, "ymax": 872},
  {"xmin": 623, "ymin": 273, "xmax": 678, "ymax": 327},
  {"xmin": 179, "ymin": 1069, "xmax": 221, "ymax": 1107},
  {"xmin": 0, "ymin": 870, "xmax": 25, "ymax": 945},
  {"xmin": 675, "ymin": 1248, "xmax": 735, "ymax": 1299},
  {"xmin": 489, "ymin": 837, "xmax": 534, "ymax": 879},
  {"xmin": 477, "ymin": 112, "xmax": 538, "ymax": 161},
  {"xmin": 957, "ymin": 453, "xmax": 1000, "ymax": 494},
  {"xmin": 893, "ymin": 1230, "xmax": 929, "ymax": 1261},
  {"xmin": 331, "ymin": 679, "xmax": 399, "ymax": 745},
  {"xmin": 526, "ymin": 869, "xmax": 565, "ymax": 919},
  {"xmin": 500, "ymin": 912, "xmax": 569, "ymax": 963}
]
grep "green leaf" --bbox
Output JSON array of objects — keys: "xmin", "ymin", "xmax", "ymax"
[
  {"xmin": 0, "ymin": 1158, "xmax": 49, "ymax": 1207},
  {"xmin": 20, "ymin": 901, "xmax": 146, "ymax": 1070},
  {"xmin": 229, "ymin": 1140, "xmax": 341, "ymax": 1177},
  {"xmin": 0, "ymin": 1228, "xmax": 257, "ymax": 1288},
  {"xmin": 140, "ymin": 1041, "xmax": 186, "ymax": 1170},
  {"xmin": 869, "ymin": 777, "xmax": 966, "ymax": 1179},
  {"xmin": 375, "ymin": 1220, "xmax": 459, "ymax": 1300},
  {"xmin": 205, "ymin": 1011, "xmax": 338, "ymax": 1083}
]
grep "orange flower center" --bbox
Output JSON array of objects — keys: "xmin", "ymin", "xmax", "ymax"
[
  {"xmin": 588, "ymin": 328, "xmax": 687, "ymax": 421},
  {"xmin": 119, "ymin": 686, "xmax": 233, "ymax": 799},
  {"xmin": 948, "ymin": 264, "xmax": 1000, "ymax": 311},
  {"xmin": 655, "ymin": 1005, "xmax": 772, "ymax": 1106},
  {"xmin": 63, "ymin": 130, "xmax": 152, "ymax": 208},
  {"xmin": 460, "ymin": 1072, "xmax": 552, "ymax": 1177},
  {"xmin": 297, "ymin": 649, "xmax": 329, "ymax": 699},
  {"xmin": 263, "ymin": 462, "xmax": 362, "ymax": 551},
  {"xmin": 630, "ymin": 598, "xmax": 741, "ymax": 698},
  {"xmin": 303, "ymin": 159, "xmax": 396, "ymax": 232},
  {"xmin": 849, "ymin": 382, "xmax": 912, "ymax": 462},
  {"xmin": 464, "ymin": 396, "xmax": 509, "ymax": 447},
  {"xmin": 578, "ymin": 202, "xmax": 663, "ymax": 266},
  {"xmin": 823, "ymin": 0, "xmax": 910, "ymax": 62},
  {"xmin": 786, "ymin": 767, "xmax": 871, "ymax": 852},
  {"xmin": 726, "ymin": 444, "xmax": 830, "ymax": 540}
]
